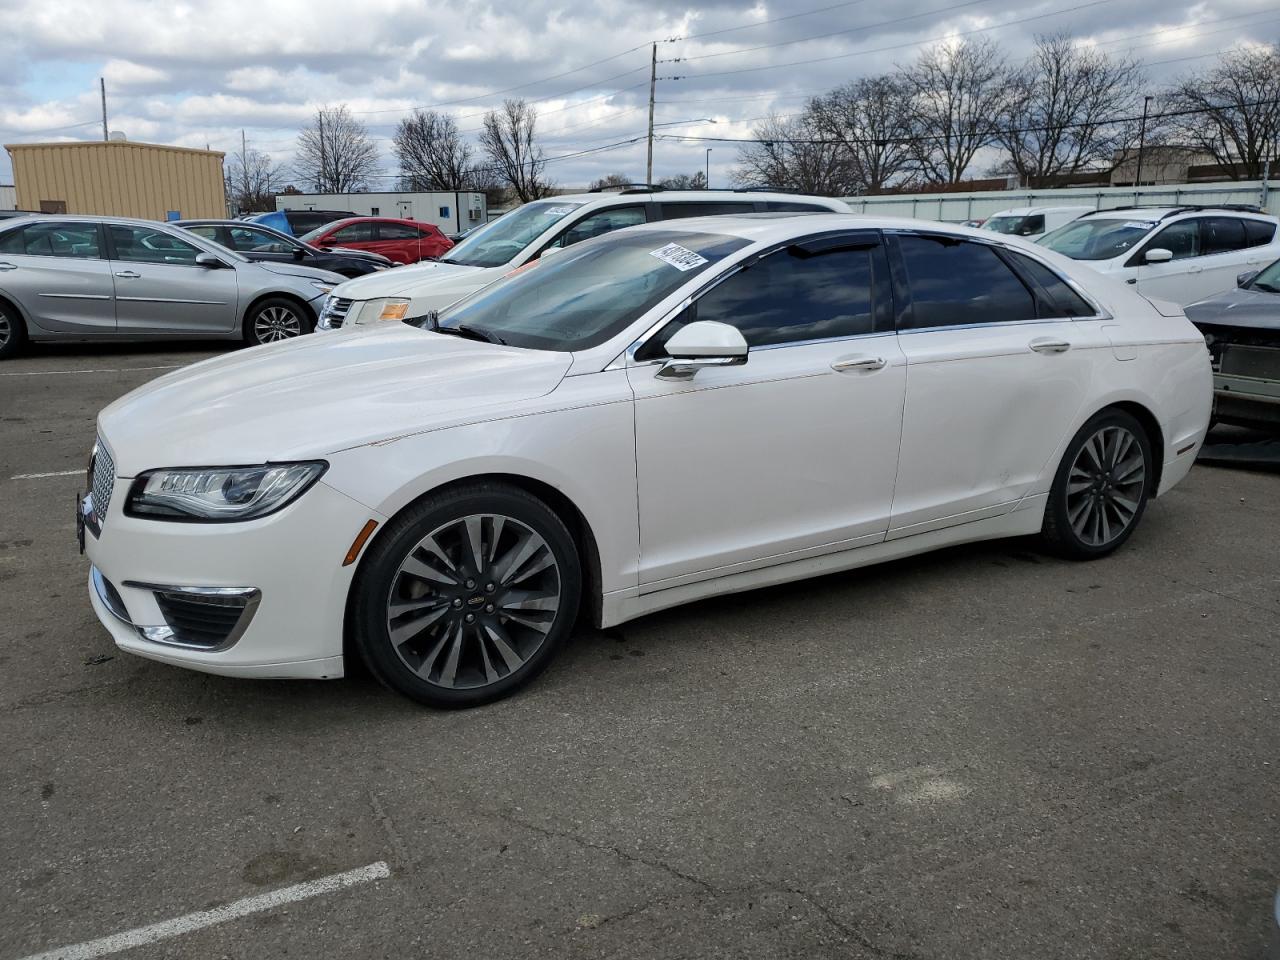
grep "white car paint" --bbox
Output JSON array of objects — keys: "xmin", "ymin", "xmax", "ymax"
[
  {"xmin": 315, "ymin": 190, "xmax": 852, "ymax": 329},
  {"xmin": 81, "ymin": 214, "xmax": 1211, "ymax": 686},
  {"xmin": 1037, "ymin": 207, "xmax": 1280, "ymax": 306}
]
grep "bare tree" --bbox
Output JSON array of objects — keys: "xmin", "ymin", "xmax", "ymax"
[
  {"xmin": 1165, "ymin": 43, "xmax": 1280, "ymax": 179},
  {"xmin": 658, "ymin": 171, "xmax": 707, "ymax": 189},
  {"xmin": 295, "ymin": 105, "xmax": 381, "ymax": 193},
  {"xmin": 394, "ymin": 110, "xmax": 474, "ymax": 190},
  {"xmin": 588, "ymin": 172, "xmax": 635, "ymax": 190},
  {"xmin": 480, "ymin": 99, "xmax": 554, "ymax": 202},
  {"xmin": 995, "ymin": 34, "xmax": 1145, "ymax": 183},
  {"xmin": 809, "ymin": 76, "xmax": 915, "ymax": 192},
  {"xmin": 226, "ymin": 144, "xmax": 284, "ymax": 214},
  {"xmin": 733, "ymin": 113, "xmax": 854, "ymax": 196},
  {"xmin": 902, "ymin": 38, "xmax": 1012, "ymax": 184}
]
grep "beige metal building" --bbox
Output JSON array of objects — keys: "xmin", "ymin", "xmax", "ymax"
[{"xmin": 4, "ymin": 140, "xmax": 226, "ymax": 220}]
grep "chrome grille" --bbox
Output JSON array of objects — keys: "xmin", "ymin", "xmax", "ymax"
[
  {"xmin": 91, "ymin": 440, "xmax": 115, "ymax": 520},
  {"xmin": 322, "ymin": 296, "xmax": 353, "ymax": 328}
]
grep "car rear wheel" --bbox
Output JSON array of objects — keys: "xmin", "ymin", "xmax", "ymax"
[
  {"xmin": 351, "ymin": 483, "xmax": 581, "ymax": 708},
  {"xmin": 244, "ymin": 297, "xmax": 311, "ymax": 346},
  {"xmin": 1041, "ymin": 409, "xmax": 1152, "ymax": 559},
  {"xmin": 0, "ymin": 301, "xmax": 26, "ymax": 360}
]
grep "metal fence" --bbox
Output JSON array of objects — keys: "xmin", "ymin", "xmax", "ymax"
[{"xmin": 841, "ymin": 180, "xmax": 1278, "ymax": 222}]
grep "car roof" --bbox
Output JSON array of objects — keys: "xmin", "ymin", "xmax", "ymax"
[
  {"xmin": 546, "ymin": 189, "xmax": 849, "ymax": 210},
  {"xmin": 1081, "ymin": 206, "xmax": 1278, "ymax": 222},
  {"xmin": 0, "ymin": 213, "xmax": 184, "ymax": 228},
  {"xmin": 615, "ymin": 211, "xmax": 1032, "ymax": 245},
  {"xmin": 314, "ymin": 216, "xmax": 431, "ymax": 230},
  {"xmin": 990, "ymin": 206, "xmax": 1093, "ymax": 217}
]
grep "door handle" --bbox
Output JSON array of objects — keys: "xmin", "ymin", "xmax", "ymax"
[
  {"xmin": 831, "ymin": 356, "xmax": 886, "ymax": 372},
  {"xmin": 114, "ymin": 270, "xmax": 141, "ymax": 279},
  {"xmin": 1029, "ymin": 338, "xmax": 1071, "ymax": 354},
  {"xmin": 0, "ymin": 261, "xmax": 16, "ymax": 272}
]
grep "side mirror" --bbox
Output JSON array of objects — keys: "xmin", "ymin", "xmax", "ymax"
[
  {"xmin": 292, "ymin": 246, "xmax": 306, "ymax": 260},
  {"xmin": 655, "ymin": 321, "xmax": 748, "ymax": 381},
  {"xmin": 194, "ymin": 252, "xmax": 227, "ymax": 269},
  {"xmin": 1237, "ymin": 269, "xmax": 1259, "ymax": 288},
  {"xmin": 1144, "ymin": 248, "xmax": 1173, "ymax": 264}
]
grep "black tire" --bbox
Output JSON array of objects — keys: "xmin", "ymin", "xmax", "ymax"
[
  {"xmin": 0, "ymin": 300, "xmax": 27, "ymax": 361},
  {"xmin": 242, "ymin": 296, "xmax": 312, "ymax": 346},
  {"xmin": 351, "ymin": 482, "xmax": 581, "ymax": 708},
  {"xmin": 1041, "ymin": 408, "xmax": 1153, "ymax": 560}
]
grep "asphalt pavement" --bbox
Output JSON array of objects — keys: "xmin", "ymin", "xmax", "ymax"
[{"xmin": 1, "ymin": 341, "xmax": 1277, "ymax": 960}]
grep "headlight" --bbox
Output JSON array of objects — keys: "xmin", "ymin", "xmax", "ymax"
[
  {"xmin": 378, "ymin": 298, "xmax": 411, "ymax": 321},
  {"xmin": 310, "ymin": 280, "xmax": 336, "ymax": 295},
  {"xmin": 126, "ymin": 462, "xmax": 327, "ymax": 522}
]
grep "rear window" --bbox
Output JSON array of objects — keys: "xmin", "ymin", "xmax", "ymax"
[{"xmin": 1244, "ymin": 219, "xmax": 1276, "ymax": 247}]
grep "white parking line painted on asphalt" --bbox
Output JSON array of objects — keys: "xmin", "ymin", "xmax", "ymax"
[
  {"xmin": 16, "ymin": 861, "xmax": 391, "ymax": 960},
  {"xmin": 10, "ymin": 470, "xmax": 82, "ymax": 480},
  {"xmin": 0, "ymin": 364, "xmax": 182, "ymax": 377}
]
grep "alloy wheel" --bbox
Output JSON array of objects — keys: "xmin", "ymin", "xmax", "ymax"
[
  {"xmin": 0, "ymin": 312, "xmax": 10, "ymax": 348},
  {"xmin": 1065, "ymin": 424, "xmax": 1147, "ymax": 548},
  {"xmin": 253, "ymin": 305, "xmax": 302, "ymax": 343},
  {"xmin": 385, "ymin": 513, "xmax": 562, "ymax": 690}
]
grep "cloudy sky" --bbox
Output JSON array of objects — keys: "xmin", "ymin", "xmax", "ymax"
[{"xmin": 0, "ymin": 0, "xmax": 1276, "ymax": 190}]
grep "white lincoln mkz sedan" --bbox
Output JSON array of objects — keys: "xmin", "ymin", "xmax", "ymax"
[{"xmin": 80, "ymin": 214, "xmax": 1212, "ymax": 707}]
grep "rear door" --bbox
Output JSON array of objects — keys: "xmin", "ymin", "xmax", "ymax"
[
  {"xmin": 0, "ymin": 221, "xmax": 115, "ymax": 334},
  {"xmin": 105, "ymin": 224, "xmax": 239, "ymax": 335},
  {"xmin": 886, "ymin": 232, "xmax": 1107, "ymax": 537},
  {"xmin": 323, "ymin": 221, "xmax": 379, "ymax": 257},
  {"xmin": 376, "ymin": 221, "xmax": 426, "ymax": 263}
]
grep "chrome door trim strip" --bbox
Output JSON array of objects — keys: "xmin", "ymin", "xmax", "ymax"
[
  {"xmin": 114, "ymin": 297, "xmax": 227, "ymax": 305},
  {"xmin": 38, "ymin": 293, "xmax": 113, "ymax": 301}
]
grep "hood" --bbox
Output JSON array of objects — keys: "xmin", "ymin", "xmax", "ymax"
[
  {"xmin": 257, "ymin": 261, "xmax": 347, "ymax": 284},
  {"xmin": 333, "ymin": 259, "xmax": 491, "ymax": 301},
  {"xmin": 98, "ymin": 326, "xmax": 572, "ymax": 476},
  {"xmin": 1184, "ymin": 286, "xmax": 1280, "ymax": 331}
]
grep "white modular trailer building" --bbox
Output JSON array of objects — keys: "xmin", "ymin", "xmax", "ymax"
[{"xmin": 276, "ymin": 191, "xmax": 486, "ymax": 234}]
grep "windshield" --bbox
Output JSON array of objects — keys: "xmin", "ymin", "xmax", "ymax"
[
  {"xmin": 1038, "ymin": 218, "xmax": 1155, "ymax": 261},
  {"xmin": 984, "ymin": 214, "xmax": 1044, "ymax": 236},
  {"xmin": 432, "ymin": 229, "xmax": 749, "ymax": 351},
  {"xmin": 1248, "ymin": 257, "xmax": 1280, "ymax": 293},
  {"xmin": 441, "ymin": 200, "xmax": 586, "ymax": 268}
]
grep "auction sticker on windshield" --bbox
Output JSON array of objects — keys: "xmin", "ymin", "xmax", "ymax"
[
  {"xmin": 649, "ymin": 242, "xmax": 709, "ymax": 271},
  {"xmin": 545, "ymin": 207, "xmax": 577, "ymax": 217}
]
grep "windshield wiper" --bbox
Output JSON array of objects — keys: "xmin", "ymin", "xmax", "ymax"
[
  {"xmin": 436, "ymin": 323, "xmax": 507, "ymax": 346},
  {"xmin": 1252, "ymin": 280, "xmax": 1280, "ymax": 294}
]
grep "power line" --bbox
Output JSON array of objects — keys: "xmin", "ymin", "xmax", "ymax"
[
  {"xmin": 654, "ymin": 95, "xmax": 1280, "ymax": 147},
  {"xmin": 666, "ymin": 0, "xmax": 1119, "ymax": 81}
]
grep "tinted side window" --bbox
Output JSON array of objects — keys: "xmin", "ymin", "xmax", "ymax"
[
  {"xmin": 1147, "ymin": 220, "xmax": 1200, "ymax": 260},
  {"xmin": 229, "ymin": 227, "xmax": 292, "ymax": 253},
  {"xmin": 0, "ymin": 227, "xmax": 24, "ymax": 254},
  {"xmin": 651, "ymin": 245, "xmax": 879, "ymax": 351},
  {"xmin": 183, "ymin": 225, "xmax": 221, "ymax": 243},
  {"xmin": 554, "ymin": 207, "xmax": 646, "ymax": 248},
  {"xmin": 1008, "ymin": 253, "xmax": 1094, "ymax": 318},
  {"xmin": 108, "ymin": 225, "xmax": 200, "ymax": 265},
  {"xmin": 9, "ymin": 222, "xmax": 102, "ymax": 259},
  {"xmin": 763, "ymin": 201, "xmax": 830, "ymax": 213},
  {"xmin": 897, "ymin": 236, "xmax": 1036, "ymax": 329},
  {"xmin": 331, "ymin": 223, "xmax": 374, "ymax": 242},
  {"xmin": 1202, "ymin": 217, "xmax": 1246, "ymax": 256},
  {"xmin": 1244, "ymin": 219, "xmax": 1276, "ymax": 247},
  {"xmin": 660, "ymin": 201, "xmax": 754, "ymax": 220},
  {"xmin": 378, "ymin": 222, "xmax": 421, "ymax": 240}
]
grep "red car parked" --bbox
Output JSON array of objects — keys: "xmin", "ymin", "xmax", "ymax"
[{"xmin": 299, "ymin": 217, "xmax": 453, "ymax": 265}]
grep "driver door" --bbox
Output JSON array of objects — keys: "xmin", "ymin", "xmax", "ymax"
[
  {"xmin": 105, "ymin": 224, "xmax": 239, "ymax": 334},
  {"xmin": 627, "ymin": 233, "xmax": 906, "ymax": 589}
]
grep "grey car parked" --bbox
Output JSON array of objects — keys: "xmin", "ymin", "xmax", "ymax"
[{"xmin": 0, "ymin": 215, "xmax": 345, "ymax": 360}]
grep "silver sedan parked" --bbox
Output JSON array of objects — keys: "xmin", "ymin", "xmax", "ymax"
[{"xmin": 0, "ymin": 215, "xmax": 345, "ymax": 359}]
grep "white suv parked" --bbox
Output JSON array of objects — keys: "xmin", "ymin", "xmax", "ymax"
[
  {"xmin": 317, "ymin": 189, "xmax": 851, "ymax": 329},
  {"xmin": 1037, "ymin": 205, "xmax": 1280, "ymax": 305}
]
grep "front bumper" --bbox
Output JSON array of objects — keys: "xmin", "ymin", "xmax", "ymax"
[{"xmin": 81, "ymin": 478, "xmax": 385, "ymax": 679}]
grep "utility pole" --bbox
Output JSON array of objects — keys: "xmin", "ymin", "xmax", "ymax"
[
  {"xmin": 99, "ymin": 78, "xmax": 108, "ymax": 142},
  {"xmin": 705, "ymin": 148, "xmax": 712, "ymax": 189},
  {"xmin": 1134, "ymin": 95, "xmax": 1153, "ymax": 189},
  {"xmin": 241, "ymin": 129, "xmax": 249, "ymax": 210},
  {"xmin": 646, "ymin": 43, "xmax": 657, "ymax": 187}
]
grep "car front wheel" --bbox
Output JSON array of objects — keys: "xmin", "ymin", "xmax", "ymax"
[
  {"xmin": 0, "ymin": 300, "xmax": 26, "ymax": 360},
  {"xmin": 351, "ymin": 483, "xmax": 582, "ymax": 708},
  {"xmin": 244, "ymin": 297, "xmax": 312, "ymax": 346},
  {"xmin": 1041, "ymin": 408, "xmax": 1153, "ymax": 559}
]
